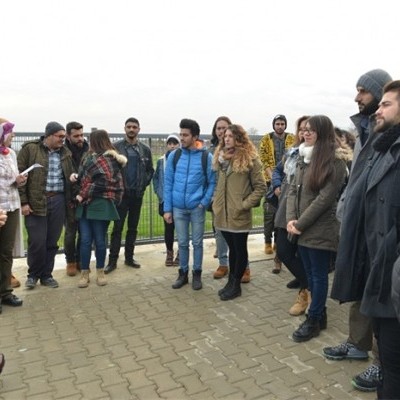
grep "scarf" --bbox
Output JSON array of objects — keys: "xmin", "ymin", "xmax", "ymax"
[{"xmin": 298, "ymin": 143, "xmax": 314, "ymax": 164}]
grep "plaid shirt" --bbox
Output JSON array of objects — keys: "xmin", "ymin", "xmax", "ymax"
[
  {"xmin": 78, "ymin": 151, "xmax": 124, "ymax": 204},
  {"xmin": 45, "ymin": 150, "xmax": 64, "ymax": 192},
  {"xmin": 0, "ymin": 149, "xmax": 21, "ymax": 211}
]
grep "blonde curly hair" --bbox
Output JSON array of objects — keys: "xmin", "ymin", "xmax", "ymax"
[{"xmin": 213, "ymin": 124, "xmax": 258, "ymax": 173}]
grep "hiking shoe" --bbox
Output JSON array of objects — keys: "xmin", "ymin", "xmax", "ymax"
[
  {"xmin": 322, "ymin": 342, "xmax": 369, "ymax": 360},
  {"xmin": 25, "ymin": 277, "xmax": 38, "ymax": 290},
  {"xmin": 351, "ymin": 364, "xmax": 381, "ymax": 392},
  {"xmin": 40, "ymin": 278, "xmax": 59, "ymax": 288}
]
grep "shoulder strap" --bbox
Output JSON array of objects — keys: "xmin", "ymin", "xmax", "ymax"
[
  {"xmin": 173, "ymin": 148, "xmax": 208, "ymax": 184},
  {"xmin": 202, "ymin": 150, "xmax": 208, "ymax": 181},
  {"xmin": 172, "ymin": 148, "xmax": 182, "ymax": 171}
]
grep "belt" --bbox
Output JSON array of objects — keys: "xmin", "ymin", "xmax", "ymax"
[{"xmin": 46, "ymin": 191, "xmax": 63, "ymax": 198}]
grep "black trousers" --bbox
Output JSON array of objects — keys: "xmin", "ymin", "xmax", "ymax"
[
  {"xmin": 221, "ymin": 231, "xmax": 248, "ymax": 279},
  {"xmin": 373, "ymin": 317, "xmax": 400, "ymax": 399},
  {"xmin": 275, "ymin": 227, "xmax": 308, "ymax": 289},
  {"xmin": 109, "ymin": 193, "xmax": 143, "ymax": 261}
]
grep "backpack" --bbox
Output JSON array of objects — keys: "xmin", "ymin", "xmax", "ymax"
[{"xmin": 172, "ymin": 148, "xmax": 209, "ymax": 184}]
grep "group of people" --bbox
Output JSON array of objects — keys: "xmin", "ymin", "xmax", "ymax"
[
  {"xmin": 259, "ymin": 69, "xmax": 400, "ymax": 399},
  {"xmin": 1, "ymin": 69, "xmax": 400, "ymax": 398}
]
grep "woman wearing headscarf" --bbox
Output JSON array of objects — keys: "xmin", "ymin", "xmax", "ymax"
[{"xmin": 0, "ymin": 119, "xmax": 27, "ymax": 312}]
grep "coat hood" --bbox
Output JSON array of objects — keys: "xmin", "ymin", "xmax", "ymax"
[{"xmin": 104, "ymin": 149, "xmax": 128, "ymax": 167}]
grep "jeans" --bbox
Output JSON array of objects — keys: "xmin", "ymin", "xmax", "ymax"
[
  {"xmin": 25, "ymin": 194, "xmax": 65, "ymax": 280},
  {"xmin": 297, "ymin": 245, "xmax": 330, "ymax": 320},
  {"xmin": 276, "ymin": 227, "xmax": 308, "ymax": 289},
  {"xmin": 173, "ymin": 206, "xmax": 205, "ymax": 272},
  {"xmin": 221, "ymin": 231, "xmax": 249, "ymax": 279},
  {"xmin": 79, "ymin": 215, "xmax": 109, "ymax": 270},
  {"xmin": 215, "ymin": 228, "xmax": 229, "ymax": 266},
  {"xmin": 109, "ymin": 193, "xmax": 143, "ymax": 262},
  {"xmin": 0, "ymin": 209, "xmax": 19, "ymax": 297},
  {"xmin": 373, "ymin": 317, "xmax": 400, "ymax": 399}
]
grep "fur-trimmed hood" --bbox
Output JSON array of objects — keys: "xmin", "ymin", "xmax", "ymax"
[
  {"xmin": 335, "ymin": 143, "xmax": 353, "ymax": 163},
  {"xmin": 104, "ymin": 149, "xmax": 128, "ymax": 167}
]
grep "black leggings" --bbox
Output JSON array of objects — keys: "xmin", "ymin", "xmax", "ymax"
[
  {"xmin": 164, "ymin": 220, "xmax": 175, "ymax": 251},
  {"xmin": 221, "ymin": 231, "xmax": 249, "ymax": 279},
  {"xmin": 275, "ymin": 227, "xmax": 308, "ymax": 289}
]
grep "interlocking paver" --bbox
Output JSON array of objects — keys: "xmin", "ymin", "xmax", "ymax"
[{"xmin": 0, "ymin": 234, "xmax": 376, "ymax": 399}]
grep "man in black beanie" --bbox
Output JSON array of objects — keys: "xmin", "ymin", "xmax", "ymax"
[
  {"xmin": 323, "ymin": 68, "xmax": 392, "ymax": 393},
  {"xmin": 17, "ymin": 121, "xmax": 75, "ymax": 290}
]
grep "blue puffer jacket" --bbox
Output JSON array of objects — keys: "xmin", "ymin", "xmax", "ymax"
[{"xmin": 163, "ymin": 145, "xmax": 216, "ymax": 212}]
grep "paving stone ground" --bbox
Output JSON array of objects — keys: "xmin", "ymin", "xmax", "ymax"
[{"xmin": 0, "ymin": 234, "xmax": 376, "ymax": 400}]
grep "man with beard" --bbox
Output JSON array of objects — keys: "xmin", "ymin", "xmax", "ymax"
[
  {"xmin": 105, "ymin": 117, "xmax": 153, "ymax": 273},
  {"xmin": 331, "ymin": 80, "xmax": 400, "ymax": 399},
  {"xmin": 324, "ymin": 69, "xmax": 392, "ymax": 392},
  {"xmin": 64, "ymin": 121, "xmax": 89, "ymax": 276},
  {"xmin": 259, "ymin": 115, "xmax": 294, "ymax": 273}
]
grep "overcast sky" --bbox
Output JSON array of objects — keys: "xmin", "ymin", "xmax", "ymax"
[{"xmin": 2, "ymin": 0, "xmax": 399, "ymax": 135}]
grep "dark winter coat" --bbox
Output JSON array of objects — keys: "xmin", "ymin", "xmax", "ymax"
[
  {"xmin": 286, "ymin": 147, "xmax": 349, "ymax": 252},
  {"xmin": 113, "ymin": 139, "xmax": 154, "ymax": 198},
  {"xmin": 17, "ymin": 138, "xmax": 75, "ymax": 216},
  {"xmin": 332, "ymin": 125, "xmax": 400, "ymax": 319}
]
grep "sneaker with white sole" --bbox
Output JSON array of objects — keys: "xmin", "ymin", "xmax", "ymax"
[
  {"xmin": 322, "ymin": 342, "xmax": 369, "ymax": 360},
  {"xmin": 351, "ymin": 364, "xmax": 381, "ymax": 392}
]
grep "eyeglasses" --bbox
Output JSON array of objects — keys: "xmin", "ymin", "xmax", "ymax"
[
  {"xmin": 301, "ymin": 128, "xmax": 316, "ymax": 135},
  {"xmin": 53, "ymin": 134, "xmax": 66, "ymax": 139}
]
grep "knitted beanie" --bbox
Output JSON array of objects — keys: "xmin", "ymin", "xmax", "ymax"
[
  {"xmin": 356, "ymin": 69, "xmax": 392, "ymax": 102},
  {"xmin": 272, "ymin": 114, "xmax": 287, "ymax": 130},
  {"xmin": 45, "ymin": 121, "xmax": 65, "ymax": 137}
]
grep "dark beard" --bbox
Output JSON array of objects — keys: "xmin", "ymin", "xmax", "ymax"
[{"xmin": 360, "ymin": 97, "xmax": 379, "ymax": 116}]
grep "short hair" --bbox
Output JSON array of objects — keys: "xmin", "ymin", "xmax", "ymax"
[
  {"xmin": 125, "ymin": 117, "xmax": 140, "ymax": 126},
  {"xmin": 383, "ymin": 80, "xmax": 400, "ymax": 102},
  {"xmin": 89, "ymin": 129, "xmax": 115, "ymax": 153},
  {"xmin": 66, "ymin": 121, "xmax": 83, "ymax": 135},
  {"xmin": 179, "ymin": 118, "xmax": 200, "ymax": 137}
]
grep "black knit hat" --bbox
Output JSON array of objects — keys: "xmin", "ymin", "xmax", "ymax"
[
  {"xmin": 45, "ymin": 121, "xmax": 65, "ymax": 137},
  {"xmin": 272, "ymin": 114, "xmax": 287, "ymax": 130},
  {"xmin": 356, "ymin": 69, "xmax": 392, "ymax": 102}
]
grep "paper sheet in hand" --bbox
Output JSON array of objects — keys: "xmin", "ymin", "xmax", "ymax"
[{"xmin": 22, "ymin": 163, "xmax": 43, "ymax": 175}]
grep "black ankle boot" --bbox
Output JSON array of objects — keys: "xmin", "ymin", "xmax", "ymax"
[
  {"xmin": 320, "ymin": 307, "xmax": 327, "ymax": 330},
  {"xmin": 172, "ymin": 269, "xmax": 188, "ymax": 289},
  {"xmin": 220, "ymin": 278, "xmax": 241, "ymax": 301},
  {"xmin": 292, "ymin": 316, "xmax": 321, "ymax": 342},
  {"xmin": 192, "ymin": 270, "xmax": 202, "ymax": 290},
  {"xmin": 218, "ymin": 274, "xmax": 233, "ymax": 296}
]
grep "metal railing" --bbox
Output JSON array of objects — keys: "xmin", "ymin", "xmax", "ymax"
[{"xmin": 13, "ymin": 132, "xmax": 264, "ymax": 245}]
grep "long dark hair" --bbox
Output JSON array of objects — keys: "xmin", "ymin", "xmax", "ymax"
[
  {"xmin": 89, "ymin": 129, "xmax": 115, "ymax": 154},
  {"xmin": 307, "ymin": 115, "xmax": 336, "ymax": 192},
  {"xmin": 210, "ymin": 116, "xmax": 232, "ymax": 146}
]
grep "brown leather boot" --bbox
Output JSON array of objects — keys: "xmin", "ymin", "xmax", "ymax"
[
  {"xmin": 173, "ymin": 250, "xmax": 179, "ymax": 266},
  {"xmin": 10, "ymin": 275, "xmax": 21, "ymax": 288},
  {"xmin": 165, "ymin": 250, "xmax": 174, "ymax": 267},
  {"xmin": 264, "ymin": 243, "xmax": 273, "ymax": 254},
  {"xmin": 213, "ymin": 266, "xmax": 228, "ymax": 279},
  {"xmin": 289, "ymin": 289, "xmax": 309, "ymax": 316},
  {"xmin": 78, "ymin": 270, "xmax": 90, "ymax": 288},
  {"xmin": 96, "ymin": 269, "xmax": 107, "ymax": 286},
  {"xmin": 66, "ymin": 262, "xmax": 78, "ymax": 277},
  {"xmin": 241, "ymin": 267, "xmax": 251, "ymax": 283},
  {"xmin": 272, "ymin": 256, "xmax": 282, "ymax": 274}
]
